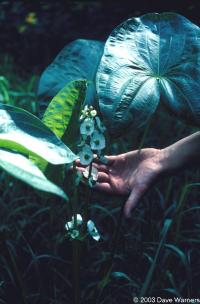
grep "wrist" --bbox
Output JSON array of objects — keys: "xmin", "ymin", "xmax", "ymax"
[
  {"xmin": 159, "ymin": 133, "xmax": 200, "ymax": 174},
  {"xmin": 159, "ymin": 147, "xmax": 181, "ymax": 174}
]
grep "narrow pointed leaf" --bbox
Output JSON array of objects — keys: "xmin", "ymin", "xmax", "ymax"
[
  {"xmin": 0, "ymin": 103, "xmax": 77, "ymax": 164},
  {"xmin": 139, "ymin": 219, "xmax": 172, "ymax": 296},
  {"xmin": 0, "ymin": 149, "xmax": 68, "ymax": 200},
  {"xmin": 96, "ymin": 13, "xmax": 200, "ymax": 135}
]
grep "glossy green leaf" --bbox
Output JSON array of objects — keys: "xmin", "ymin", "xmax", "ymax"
[
  {"xmin": 0, "ymin": 149, "xmax": 68, "ymax": 200},
  {"xmin": 96, "ymin": 13, "xmax": 200, "ymax": 135},
  {"xmin": 38, "ymin": 39, "xmax": 104, "ymax": 115},
  {"xmin": 42, "ymin": 80, "xmax": 87, "ymax": 140},
  {"xmin": 34, "ymin": 80, "xmax": 86, "ymax": 175},
  {"xmin": 0, "ymin": 103, "xmax": 77, "ymax": 164}
]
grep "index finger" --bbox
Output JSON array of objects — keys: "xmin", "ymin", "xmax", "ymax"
[{"xmin": 94, "ymin": 155, "xmax": 117, "ymax": 165}]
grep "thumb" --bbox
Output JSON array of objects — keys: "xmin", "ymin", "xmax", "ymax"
[{"xmin": 124, "ymin": 185, "xmax": 147, "ymax": 218}]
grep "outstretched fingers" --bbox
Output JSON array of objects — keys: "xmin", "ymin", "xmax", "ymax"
[
  {"xmin": 94, "ymin": 182, "xmax": 113, "ymax": 194},
  {"xmin": 93, "ymin": 155, "xmax": 117, "ymax": 165},
  {"xmin": 75, "ymin": 166, "xmax": 110, "ymax": 183},
  {"xmin": 124, "ymin": 185, "xmax": 147, "ymax": 218},
  {"xmin": 92, "ymin": 162, "xmax": 110, "ymax": 174},
  {"xmin": 97, "ymin": 172, "xmax": 110, "ymax": 183}
]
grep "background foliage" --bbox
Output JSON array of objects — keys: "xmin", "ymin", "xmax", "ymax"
[{"xmin": 1, "ymin": 1, "xmax": 200, "ymax": 304}]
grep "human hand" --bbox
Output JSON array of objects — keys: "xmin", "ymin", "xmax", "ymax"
[{"xmin": 76, "ymin": 148, "xmax": 163, "ymax": 218}]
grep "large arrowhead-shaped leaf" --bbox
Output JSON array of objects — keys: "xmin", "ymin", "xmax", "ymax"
[
  {"xmin": 96, "ymin": 13, "xmax": 200, "ymax": 135},
  {"xmin": 38, "ymin": 39, "xmax": 104, "ymax": 115},
  {"xmin": 0, "ymin": 103, "xmax": 77, "ymax": 164},
  {"xmin": 0, "ymin": 149, "xmax": 68, "ymax": 200}
]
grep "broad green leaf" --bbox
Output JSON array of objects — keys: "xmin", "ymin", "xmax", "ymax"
[
  {"xmin": 0, "ymin": 149, "xmax": 68, "ymax": 200},
  {"xmin": 35, "ymin": 80, "xmax": 86, "ymax": 174},
  {"xmin": 42, "ymin": 80, "xmax": 87, "ymax": 141},
  {"xmin": 96, "ymin": 13, "xmax": 200, "ymax": 135},
  {"xmin": 0, "ymin": 103, "xmax": 77, "ymax": 164},
  {"xmin": 37, "ymin": 39, "xmax": 104, "ymax": 116}
]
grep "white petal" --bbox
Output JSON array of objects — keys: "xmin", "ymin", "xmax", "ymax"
[
  {"xmin": 80, "ymin": 118, "xmax": 94, "ymax": 135},
  {"xmin": 90, "ymin": 132, "xmax": 106, "ymax": 150},
  {"xmin": 76, "ymin": 214, "xmax": 83, "ymax": 225},
  {"xmin": 95, "ymin": 116, "xmax": 106, "ymax": 133},
  {"xmin": 65, "ymin": 214, "xmax": 83, "ymax": 231},
  {"xmin": 78, "ymin": 145, "xmax": 93, "ymax": 165},
  {"xmin": 87, "ymin": 220, "xmax": 100, "ymax": 241},
  {"xmin": 69, "ymin": 229, "xmax": 79, "ymax": 239},
  {"xmin": 92, "ymin": 233, "xmax": 100, "ymax": 241},
  {"xmin": 87, "ymin": 219, "xmax": 95, "ymax": 232},
  {"xmin": 83, "ymin": 166, "xmax": 98, "ymax": 181},
  {"xmin": 91, "ymin": 110, "xmax": 97, "ymax": 117},
  {"xmin": 65, "ymin": 221, "xmax": 73, "ymax": 230},
  {"xmin": 72, "ymin": 214, "xmax": 83, "ymax": 226}
]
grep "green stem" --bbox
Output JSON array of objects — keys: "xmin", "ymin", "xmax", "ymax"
[
  {"xmin": 110, "ymin": 200, "xmax": 125, "ymax": 262},
  {"xmin": 96, "ymin": 200, "xmax": 125, "ymax": 303},
  {"xmin": 72, "ymin": 162, "xmax": 80, "ymax": 304},
  {"xmin": 174, "ymin": 183, "xmax": 191, "ymax": 241},
  {"xmin": 83, "ymin": 162, "xmax": 93, "ymax": 229},
  {"xmin": 72, "ymin": 162, "xmax": 78, "ymax": 227},
  {"xmin": 0, "ymin": 82, "xmax": 9, "ymax": 103},
  {"xmin": 72, "ymin": 240, "xmax": 81, "ymax": 304}
]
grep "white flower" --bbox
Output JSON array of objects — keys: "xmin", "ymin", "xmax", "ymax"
[
  {"xmin": 90, "ymin": 131, "xmax": 105, "ymax": 150},
  {"xmin": 65, "ymin": 214, "xmax": 83, "ymax": 231},
  {"xmin": 78, "ymin": 145, "xmax": 93, "ymax": 165},
  {"xmin": 80, "ymin": 118, "xmax": 94, "ymax": 135},
  {"xmin": 95, "ymin": 116, "xmax": 106, "ymax": 133},
  {"xmin": 69, "ymin": 229, "xmax": 80, "ymax": 239},
  {"xmin": 87, "ymin": 220, "xmax": 100, "ymax": 241},
  {"xmin": 90, "ymin": 110, "xmax": 97, "ymax": 117},
  {"xmin": 65, "ymin": 221, "xmax": 73, "ymax": 230},
  {"xmin": 73, "ymin": 214, "xmax": 83, "ymax": 225},
  {"xmin": 80, "ymin": 105, "xmax": 89, "ymax": 120},
  {"xmin": 83, "ymin": 166, "xmax": 98, "ymax": 181},
  {"xmin": 65, "ymin": 214, "xmax": 100, "ymax": 241}
]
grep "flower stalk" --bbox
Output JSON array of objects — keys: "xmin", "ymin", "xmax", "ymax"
[
  {"xmin": 65, "ymin": 106, "xmax": 105, "ymax": 303},
  {"xmin": 96, "ymin": 200, "xmax": 126, "ymax": 303},
  {"xmin": 72, "ymin": 161, "xmax": 80, "ymax": 304}
]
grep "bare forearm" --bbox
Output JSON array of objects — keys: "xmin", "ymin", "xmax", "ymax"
[{"xmin": 160, "ymin": 132, "xmax": 200, "ymax": 173}]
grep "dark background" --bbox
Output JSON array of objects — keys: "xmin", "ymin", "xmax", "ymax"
[{"xmin": 1, "ymin": 0, "xmax": 200, "ymax": 73}]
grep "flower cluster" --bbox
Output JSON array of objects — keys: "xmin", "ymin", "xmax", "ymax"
[
  {"xmin": 25, "ymin": 12, "xmax": 38, "ymax": 25},
  {"xmin": 65, "ymin": 214, "xmax": 100, "ymax": 241},
  {"xmin": 78, "ymin": 105, "xmax": 106, "ymax": 167}
]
